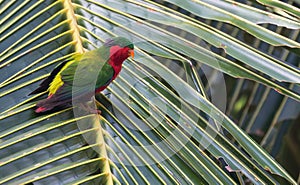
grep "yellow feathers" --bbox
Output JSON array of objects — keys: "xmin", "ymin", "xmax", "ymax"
[
  {"xmin": 48, "ymin": 58, "xmax": 78, "ymax": 95},
  {"xmin": 48, "ymin": 74, "xmax": 64, "ymax": 95}
]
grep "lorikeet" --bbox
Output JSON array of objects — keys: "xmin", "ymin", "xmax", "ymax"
[{"xmin": 29, "ymin": 37, "xmax": 134, "ymax": 113}]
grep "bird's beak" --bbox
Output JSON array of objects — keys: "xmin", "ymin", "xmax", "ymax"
[{"xmin": 129, "ymin": 49, "xmax": 134, "ymax": 59}]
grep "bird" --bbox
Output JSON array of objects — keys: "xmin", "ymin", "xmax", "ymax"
[{"xmin": 29, "ymin": 37, "xmax": 134, "ymax": 113}]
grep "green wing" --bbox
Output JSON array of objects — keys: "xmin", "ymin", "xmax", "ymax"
[{"xmin": 55, "ymin": 48, "xmax": 114, "ymax": 100}]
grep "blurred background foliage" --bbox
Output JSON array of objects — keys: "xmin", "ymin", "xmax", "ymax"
[{"xmin": 0, "ymin": 0, "xmax": 299, "ymax": 184}]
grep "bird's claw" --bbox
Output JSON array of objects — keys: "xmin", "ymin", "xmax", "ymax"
[
  {"xmin": 89, "ymin": 109, "xmax": 102, "ymax": 114},
  {"xmin": 79, "ymin": 103, "xmax": 101, "ymax": 115}
]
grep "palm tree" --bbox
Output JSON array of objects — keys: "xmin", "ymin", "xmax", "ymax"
[{"xmin": 0, "ymin": 0, "xmax": 299, "ymax": 184}]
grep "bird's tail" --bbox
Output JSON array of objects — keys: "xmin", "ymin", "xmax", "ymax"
[
  {"xmin": 35, "ymin": 95, "xmax": 70, "ymax": 113},
  {"xmin": 35, "ymin": 88, "xmax": 94, "ymax": 113},
  {"xmin": 35, "ymin": 95, "xmax": 55, "ymax": 113}
]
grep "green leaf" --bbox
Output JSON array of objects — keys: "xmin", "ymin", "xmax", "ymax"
[{"xmin": 0, "ymin": 0, "xmax": 298, "ymax": 184}]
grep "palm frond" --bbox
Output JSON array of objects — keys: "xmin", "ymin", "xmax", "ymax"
[{"xmin": 0, "ymin": 0, "xmax": 299, "ymax": 184}]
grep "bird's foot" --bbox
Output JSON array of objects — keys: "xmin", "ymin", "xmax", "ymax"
[
  {"xmin": 79, "ymin": 103, "xmax": 101, "ymax": 115},
  {"xmin": 89, "ymin": 109, "xmax": 102, "ymax": 115}
]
